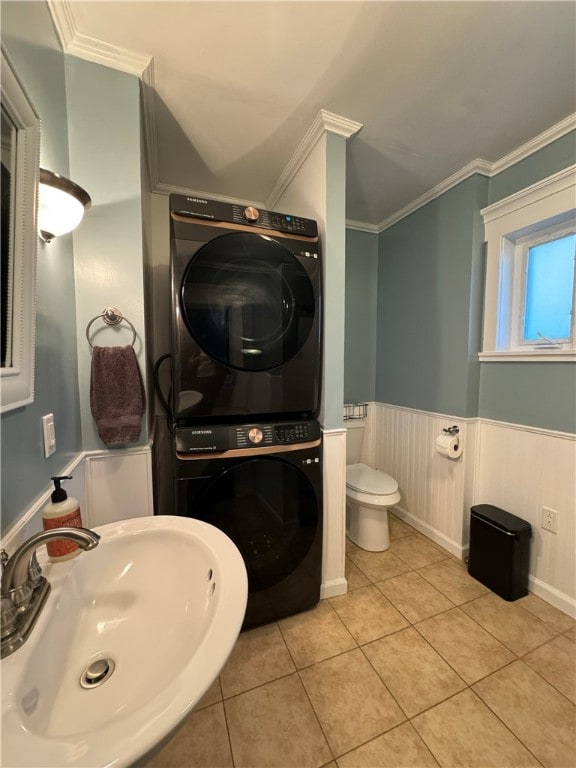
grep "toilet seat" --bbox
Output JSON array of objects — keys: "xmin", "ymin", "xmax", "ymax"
[{"xmin": 346, "ymin": 463, "xmax": 399, "ymax": 496}]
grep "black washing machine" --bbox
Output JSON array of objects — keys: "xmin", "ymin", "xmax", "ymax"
[
  {"xmin": 154, "ymin": 417, "xmax": 322, "ymax": 630},
  {"xmin": 169, "ymin": 195, "xmax": 322, "ymax": 423}
]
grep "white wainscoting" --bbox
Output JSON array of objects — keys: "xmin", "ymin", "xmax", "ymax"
[
  {"xmin": 84, "ymin": 447, "xmax": 153, "ymax": 527},
  {"xmin": 363, "ymin": 402, "xmax": 471, "ymax": 557},
  {"xmin": 2, "ymin": 447, "xmax": 153, "ymax": 553},
  {"xmin": 362, "ymin": 402, "xmax": 576, "ymax": 617},
  {"xmin": 321, "ymin": 427, "xmax": 348, "ymax": 598},
  {"xmin": 475, "ymin": 420, "xmax": 575, "ymax": 616}
]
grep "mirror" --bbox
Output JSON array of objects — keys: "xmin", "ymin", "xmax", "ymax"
[{"xmin": 0, "ymin": 48, "xmax": 40, "ymax": 412}]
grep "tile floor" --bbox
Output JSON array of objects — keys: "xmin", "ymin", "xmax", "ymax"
[{"xmin": 148, "ymin": 515, "xmax": 576, "ymax": 768}]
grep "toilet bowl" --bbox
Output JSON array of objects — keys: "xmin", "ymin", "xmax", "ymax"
[
  {"xmin": 345, "ymin": 418, "xmax": 400, "ymax": 552},
  {"xmin": 346, "ymin": 463, "xmax": 401, "ymax": 551}
]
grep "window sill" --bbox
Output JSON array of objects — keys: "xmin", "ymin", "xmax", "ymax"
[{"xmin": 479, "ymin": 350, "xmax": 576, "ymax": 362}]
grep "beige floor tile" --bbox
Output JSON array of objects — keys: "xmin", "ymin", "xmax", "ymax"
[
  {"xmin": 412, "ymin": 689, "xmax": 541, "ymax": 767},
  {"xmin": 347, "ymin": 547, "xmax": 412, "ymax": 583},
  {"xmin": 329, "ymin": 585, "xmax": 409, "ymax": 644},
  {"xmin": 220, "ymin": 622, "xmax": 295, "ymax": 698},
  {"xmin": 565, "ymin": 625, "xmax": 576, "ymax": 643},
  {"xmin": 362, "ymin": 627, "xmax": 466, "ymax": 717},
  {"xmin": 389, "ymin": 515, "xmax": 417, "ymax": 541},
  {"xmin": 195, "ymin": 676, "xmax": 222, "ymax": 710},
  {"xmin": 278, "ymin": 601, "xmax": 356, "ymax": 668},
  {"xmin": 418, "ymin": 559, "xmax": 489, "ymax": 604},
  {"xmin": 337, "ymin": 722, "xmax": 439, "ymax": 768},
  {"xmin": 415, "ymin": 607, "xmax": 516, "ymax": 684},
  {"xmin": 345, "ymin": 556, "xmax": 370, "ymax": 591},
  {"xmin": 523, "ymin": 634, "xmax": 576, "ymax": 703},
  {"xmin": 474, "ymin": 660, "xmax": 576, "ymax": 768},
  {"xmin": 300, "ymin": 648, "xmax": 405, "ymax": 757},
  {"xmin": 461, "ymin": 593, "xmax": 557, "ymax": 656},
  {"xmin": 389, "ymin": 536, "xmax": 450, "ymax": 568},
  {"xmin": 376, "ymin": 571, "xmax": 454, "ymax": 623},
  {"xmin": 225, "ymin": 673, "xmax": 332, "ymax": 768},
  {"xmin": 147, "ymin": 702, "xmax": 232, "ymax": 768},
  {"xmin": 518, "ymin": 593, "xmax": 576, "ymax": 634}
]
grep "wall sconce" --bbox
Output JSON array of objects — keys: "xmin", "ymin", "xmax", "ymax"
[{"xmin": 38, "ymin": 168, "xmax": 92, "ymax": 242}]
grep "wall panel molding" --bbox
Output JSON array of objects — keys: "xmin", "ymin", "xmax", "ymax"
[
  {"xmin": 321, "ymin": 427, "xmax": 347, "ymax": 598},
  {"xmin": 363, "ymin": 402, "xmax": 575, "ymax": 617}
]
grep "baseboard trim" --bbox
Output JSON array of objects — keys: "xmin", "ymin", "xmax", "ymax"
[
  {"xmin": 320, "ymin": 577, "xmax": 348, "ymax": 599},
  {"xmin": 528, "ymin": 575, "xmax": 576, "ymax": 619},
  {"xmin": 392, "ymin": 505, "xmax": 465, "ymax": 560}
]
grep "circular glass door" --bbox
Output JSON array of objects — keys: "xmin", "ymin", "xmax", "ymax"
[
  {"xmin": 180, "ymin": 233, "xmax": 315, "ymax": 371},
  {"xmin": 193, "ymin": 457, "xmax": 319, "ymax": 592}
]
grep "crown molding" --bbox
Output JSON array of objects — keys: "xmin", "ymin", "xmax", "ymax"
[
  {"xmin": 491, "ymin": 113, "xmax": 576, "ymax": 175},
  {"xmin": 45, "ymin": 2, "xmax": 575, "ymax": 235},
  {"xmin": 319, "ymin": 110, "xmax": 364, "ymax": 140},
  {"xmin": 377, "ymin": 113, "xmax": 576, "ymax": 233},
  {"xmin": 345, "ymin": 219, "xmax": 380, "ymax": 234},
  {"xmin": 47, "ymin": 0, "xmax": 151, "ymax": 77},
  {"xmin": 266, "ymin": 110, "xmax": 362, "ymax": 210},
  {"xmin": 377, "ymin": 159, "xmax": 493, "ymax": 232}
]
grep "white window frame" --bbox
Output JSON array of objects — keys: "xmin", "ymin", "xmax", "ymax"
[
  {"xmin": 480, "ymin": 165, "xmax": 576, "ymax": 362},
  {"xmin": 0, "ymin": 48, "xmax": 40, "ymax": 411}
]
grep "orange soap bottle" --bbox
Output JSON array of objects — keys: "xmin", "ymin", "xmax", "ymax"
[{"xmin": 42, "ymin": 475, "xmax": 83, "ymax": 562}]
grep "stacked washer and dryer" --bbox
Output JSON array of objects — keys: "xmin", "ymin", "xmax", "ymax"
[{"xmin": 154, "ymin": 195, "xmax": 323, "ymax": 630}]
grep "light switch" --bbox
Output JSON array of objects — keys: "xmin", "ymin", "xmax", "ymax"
[{"xmin": 42, "ymin": 413, "xmax": 56, "ymax": 458}]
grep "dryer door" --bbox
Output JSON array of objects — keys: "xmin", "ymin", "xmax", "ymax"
[{"xmin": 180, "ymin": 232, "xmax": 315, "ymax": 371}]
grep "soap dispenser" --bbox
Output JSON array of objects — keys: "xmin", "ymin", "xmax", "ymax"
[{"xmin": 42, "ymin": 475, "xmax": 84, "ymax": 562}]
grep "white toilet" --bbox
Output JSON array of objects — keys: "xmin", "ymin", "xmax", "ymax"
[{"xmin": 346, "ymin": 420, "xmax": 401, "ymax": 552}]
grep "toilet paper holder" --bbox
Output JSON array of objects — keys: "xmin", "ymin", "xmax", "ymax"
[{"xmin": 442, "ymin": 425, "xmax": 460, "ymax": 436}]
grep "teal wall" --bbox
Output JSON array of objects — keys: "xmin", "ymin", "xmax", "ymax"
[
  {"xmin": 366, "ymin": 132, "xmax": 576, "ymax": 432},
  {"xmin": 1, "ymin": 1, "xmax": 82, "ymax": 534},
  {"xmin": 65, "ymin": 57, "xmax": 147, "ymax": 450},
  {"xmin": 375, "ymin": 175, "xmax": 488, "ymax": 418},
  {"xmin": 1, "ymin": 3, "xmax": 147, "ymax": 535},
  {"xmin": 488, "ymin": 131, "xmax": 576, "ymax": 205},
  {"xmin": 344, "ymin": 229, "xmax": 378, "ymax": 403},
  {"xmin": 479, "ymin": 131, "xmax": 576, "ymax": 432}
]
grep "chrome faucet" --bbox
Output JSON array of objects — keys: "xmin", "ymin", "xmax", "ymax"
[{"xmin": 1, "ymin": 527, "xmax": 100, "ymax": 658}]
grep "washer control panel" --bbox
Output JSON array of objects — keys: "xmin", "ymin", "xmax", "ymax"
[{"xmin": 176, "ymin": 420, "xmax": 320, "ymax": 454}]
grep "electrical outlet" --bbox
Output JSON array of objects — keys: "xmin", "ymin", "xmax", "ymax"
[
  {"xmin": 42, "ymin": 413, "xmax": 56, "ymax": 458},
  {"xmin": 541, "ymin": 506, "xmax": 558, "ymax": 534}
]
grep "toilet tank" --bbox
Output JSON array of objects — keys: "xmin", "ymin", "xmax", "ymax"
[{"xmin": 346, "ymin": 420, "xmax": 365, "ymax": 464}]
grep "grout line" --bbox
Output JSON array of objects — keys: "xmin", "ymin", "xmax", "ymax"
[
  {"xmin": 220, "ymin": 680, "xmax": 237, "ymax": 768},
  {"xmin": 295, "ymin": 667, "xmax": 337, "ymax": 763},
  {"xmin": 468, "ymin": 685, "xmax": 546, "ymax": 768},
  {"xmin": 162, "ymin": 526, "xmax": 573, "ymax": 767}
]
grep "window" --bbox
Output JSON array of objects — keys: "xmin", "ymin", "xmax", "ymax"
[
  {"xmin": 522, "ymin": 231, "xmax": 575, "ymax": 344},
  {"xmin": 480, "ymin": 166, "xmax": 576, "ymax": 362}
]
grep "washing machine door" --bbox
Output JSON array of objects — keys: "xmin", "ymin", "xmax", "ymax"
[
  {"xmin": 180, "ymin": 233, "xmax": 316, "ymax": 372},
  {"xmin": 182, "ymin": 455, "xmax": 322, "ymax": 626}
]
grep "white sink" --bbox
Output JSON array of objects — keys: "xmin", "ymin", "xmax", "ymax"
[{"xmin": 1, "ymin": 515, "xmax": 248, "ymax": 767}]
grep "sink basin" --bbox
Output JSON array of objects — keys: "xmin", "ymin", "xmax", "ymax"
[{"xmin": 2, "ymin": 515, "xmax": 248, "ymax": 767}]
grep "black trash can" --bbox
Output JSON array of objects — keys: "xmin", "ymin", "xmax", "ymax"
[{"xmin": 468, "ymin": 504, "xmax": 532, "ymax": 601}]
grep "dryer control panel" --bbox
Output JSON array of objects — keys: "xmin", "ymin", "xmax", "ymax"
[
  {"xmin": 175, "ymin": 420, "xmax": 321, "ymax": 454},
  {"xmin": 170, "ymin": 193, "xmax": 318, "ymax": 238}
]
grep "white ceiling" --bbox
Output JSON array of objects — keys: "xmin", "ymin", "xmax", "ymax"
[{"xmin": 51, "ymin": 1, "xmax": 576, "ymax": 228}]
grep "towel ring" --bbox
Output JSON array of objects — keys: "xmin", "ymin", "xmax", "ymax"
[{"xmin": 86, "ymin": 307, "xmax": 137, "ymax": 349}]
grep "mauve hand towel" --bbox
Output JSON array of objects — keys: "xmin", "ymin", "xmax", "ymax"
[{"xmin": 90, "ymin": 345, "xmax": 145, "ymax": 445}]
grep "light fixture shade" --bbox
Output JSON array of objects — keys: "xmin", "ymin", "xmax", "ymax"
[{"xmin": 38, "ymin": 168, "xmax": 91, "ymax": 242}]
